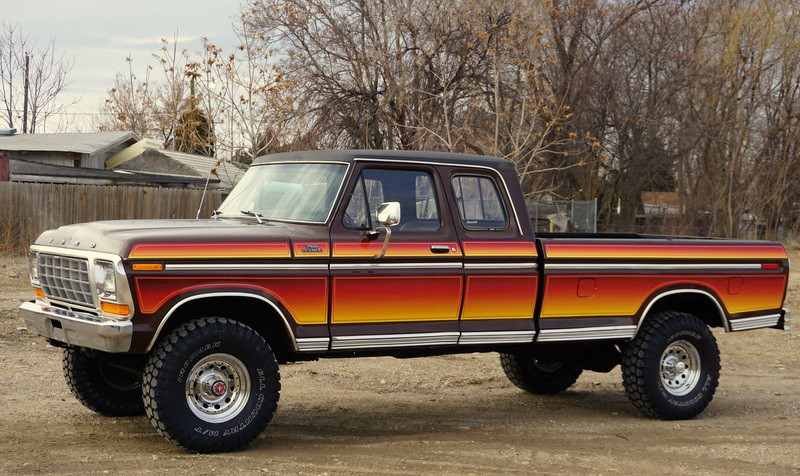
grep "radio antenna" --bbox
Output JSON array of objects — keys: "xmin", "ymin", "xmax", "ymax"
[{"xmin": 196, "ymin": 157, "xmax": 222, "ymax": 219}]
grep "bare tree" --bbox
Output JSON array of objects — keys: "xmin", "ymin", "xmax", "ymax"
[
  {"xmin": 0, "ymin": 22, "xmax": 77, "ymax": 133},
  {"xmin": 97, "ymin": 34, "xmax": 191, "ymax": 146},
  {"xmin": 96, "ymin": 57, "xmax": 156, "ymax": 138}
]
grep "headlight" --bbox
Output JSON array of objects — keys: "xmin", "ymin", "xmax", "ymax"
[
  {"xmin": 29, "ymin": 250, "xmax": 39, "ymax": 285},
  {"xmin": 94, "ymin": 260, "xmax": 117, "ymax": 300}
]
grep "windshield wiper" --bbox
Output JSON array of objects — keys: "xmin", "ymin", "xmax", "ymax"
[
  {"xmin": 211, "ymin": 209, "xmax": 222, "ymax": 220},
  {"xmin": 239, "ymin": 209, "xmax": 265, "ymax": 224}
]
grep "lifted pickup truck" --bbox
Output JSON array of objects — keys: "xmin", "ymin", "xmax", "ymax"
[{"xmin": 21, "ymin": 150, "xmax": 790, "ymax": 452}]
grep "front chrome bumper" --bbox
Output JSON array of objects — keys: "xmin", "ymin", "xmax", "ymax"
[{"xmin": 19, "ymin": 300, "xmax": 132, "ymax": 353}]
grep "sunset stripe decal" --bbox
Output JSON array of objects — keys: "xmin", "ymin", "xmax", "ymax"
[
  {"xmin": 332, "ymin": 276, "xmax": 463, "ymax": 323},
  {"xmin": 544, "ymin": 243, "xmax": 787, "ymax": 260},
  {"xmin": 540, "ymin": 274, "xmax": 787, "ymax": 318},
  {"xmin": 462, "ymin": 275, "xmax": 537, "ymax": 320},
  {"xmin": 129, "ymin": 242, "xmax": 291, "ymax": 260},
  {"xmin": 462, "ymin": 241, "xmax": 537, "ymax": 257},
  {"xmin": 134, "ymin": 276, "xmax": 327, "ymax": 324},
  {"xmin": 332, "ymin": 242, "xmax": 461, "ymax": 258}
]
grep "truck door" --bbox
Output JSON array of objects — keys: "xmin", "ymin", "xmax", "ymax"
[
  {"xmin": 328, "ymin": 162, "xmax": 464, "ymax": 349},
  {"xmin": 444, "ymin": 169, "xmax": 539, "ymax": 344}
]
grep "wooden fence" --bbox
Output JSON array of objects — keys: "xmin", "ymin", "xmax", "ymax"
[{"xmin": 0, "ymin": 182, "xmax": 222, "ymax": 252}]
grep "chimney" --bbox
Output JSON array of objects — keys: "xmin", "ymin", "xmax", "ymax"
[{"xmin": 0, "ymin": 152, "xmax": 9, "ymax": 181}]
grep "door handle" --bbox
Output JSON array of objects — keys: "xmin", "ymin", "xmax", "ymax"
[{"xmin": 430, "ymin": 245, "xmax": 451, "ymax": 254}]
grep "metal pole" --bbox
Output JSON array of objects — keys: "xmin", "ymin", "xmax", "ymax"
[{"xmin": 22, "ymin": 53, "xmax": 29, "ymax": 133}]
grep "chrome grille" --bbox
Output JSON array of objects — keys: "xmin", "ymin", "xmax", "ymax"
[{"xmin": 38, "ymin": 254, "xmax": 94, "ymax": 307}]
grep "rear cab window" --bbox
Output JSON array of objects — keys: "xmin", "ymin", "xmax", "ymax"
[{"xmin": 451, "ymin": 175, "xmax": 508, "ymax": 231}]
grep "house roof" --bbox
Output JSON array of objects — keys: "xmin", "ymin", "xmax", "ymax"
[
  {"xmin": 115, "ymin": 149, "xmax": 204, "ymax": 177},
  {"xmin": 253, "ymin": 149, "xmax": 516, "ymax": 171},
  {"xmin": 0, "ymin": 131, "xmax": 138, "ymax": 155},
  {"xmin": 641, "ymin": 191, "xmax": 680, "ymax": 207},
  {"xmin": 107, "ymin": 138, "xmax": 246, "ymax": 189},
  {"xmin": 9, "ymin": 159, "xmax": 218, "ymax": 186}
]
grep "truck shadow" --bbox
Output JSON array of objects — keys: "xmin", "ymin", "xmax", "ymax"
[{"xmin": 258, "ymin": 389, "xmax": 640, "ymax": 443}]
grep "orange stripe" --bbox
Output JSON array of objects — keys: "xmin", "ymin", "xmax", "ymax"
[
  {"xmin": 544, "ymin": 243, "xmax": 786, "ymax": 260},
  {"xmin": 462, "ymin": 241, "xmax": 537, "ymax": 257},
  {"xmin": 129, "ymin": 242, "xmax": 291, "ymax": 260},
  {"xmin": 333, "ymin": 242, "xmax": 461, "ymax": 258}
]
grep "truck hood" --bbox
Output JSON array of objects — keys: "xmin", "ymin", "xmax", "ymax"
[{"xmin": 34, "ymin": 219, "xmax": 328, "ymax": 258}]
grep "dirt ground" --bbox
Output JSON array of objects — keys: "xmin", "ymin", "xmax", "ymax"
[{"xmin": 1, "ymin": 253, "xmax": 798, "ymax": 475}]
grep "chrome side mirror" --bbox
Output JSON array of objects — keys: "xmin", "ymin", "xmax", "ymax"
[
  {"xmin": 373, "ymin": 202, "xmax": 401, "ymax": 259},
  {"xmin": 376, "ymin": 202, "xmax": 401, "ymax": 227}
]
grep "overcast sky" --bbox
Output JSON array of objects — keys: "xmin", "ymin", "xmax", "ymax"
[{"xmin": 5, "ymin": 0, "xmax": 241, "ymax": 131}]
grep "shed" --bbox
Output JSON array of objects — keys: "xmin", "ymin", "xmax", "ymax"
[{"xmin": 0, "ymin": 131, "xmax": 139, "ymax": 169}]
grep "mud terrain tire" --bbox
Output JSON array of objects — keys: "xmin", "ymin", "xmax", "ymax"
[
  {"xmin": 500, "ymin": 352, "xmax": 583, "ymax": 394},
  {"xmin": 142, "ymin": 317, "xmax": 280, "ymax": 453},
  {"xmin": 63, "ymin": 347, "xmax": 144, "ymax": 416},
  {"xmin": 622, "ymin": 311, "xmax": 720, "ymax": 420}
]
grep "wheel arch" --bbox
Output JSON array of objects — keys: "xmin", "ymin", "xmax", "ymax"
[
  {"xmin": 635, "ymin": 288, "xmax": 730, "ymax": 335},
  {"xmin": 144, "ymin": 292, "xmax": 299, "ymax": 356}
]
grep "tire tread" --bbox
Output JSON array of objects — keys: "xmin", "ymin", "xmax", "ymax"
[
  {"xmin": 142, "ymin": 317, "xmax": 280, "ymax": 453},
  {"xmin": 621, "ymin": 311, "xmax": 720, "ymax": 420}
]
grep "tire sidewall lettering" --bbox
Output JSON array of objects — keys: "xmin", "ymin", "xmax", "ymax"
[
  {"xmin": 177, "ymin": 339, "xmax": 269, "ymax": 439},
  {"xmin": 657, "ymin": 327, "xmax": 713, "ymax": 406},
  {"xmin": 177, "ymin": 341, "xmax": 221, "ymax": 384}
]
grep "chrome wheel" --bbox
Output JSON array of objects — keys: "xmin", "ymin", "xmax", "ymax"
[
  {"xmin": 659, "ymin": 340, "xmax": 701, "ymax": 396},
  {"xmin": 186, "ymin": 353, "xmax": 250, "ymax": 423}
]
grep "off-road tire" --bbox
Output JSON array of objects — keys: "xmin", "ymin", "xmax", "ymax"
[
  {"xmin": 622, "ymin": 311, "xmax": 720, "ymax": 420},
  {"xmin": 62, "ymin": 347, "xmax": 144, "ymax": 416},
  {"xmin": 500, "ymin": 352, "xmax": 583, "ymax": 394},
  {"xmin": 142, "ymin": 317, "xmax": 280, "ymax": 453}
]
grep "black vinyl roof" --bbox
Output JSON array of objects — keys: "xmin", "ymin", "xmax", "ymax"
[{"xmin": 253, "ymin": 149, "xmax": 515, "ymax": 171}]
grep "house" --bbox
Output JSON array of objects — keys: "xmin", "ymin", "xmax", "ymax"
[
  {"xmin": 0, "ymin": 130, "xmax": 240, "ymax": 190},
  {"xmin": 641, "ymin": 191, "xmax": 681, "ymax": 216},
  {"xmin": 0, "ymin": 131, "xmax": 138, "ymax": 169}
]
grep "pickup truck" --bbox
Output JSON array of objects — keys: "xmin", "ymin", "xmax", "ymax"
[{"xmin": 20, "ymin": 150, "xmax": 790, "ymax": 453}]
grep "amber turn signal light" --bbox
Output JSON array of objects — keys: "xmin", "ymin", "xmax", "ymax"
[
  {"xmin": 132, "ymin": 263, "xmax": 163, "ymax": 271},
  {"xmin": 34, "ymin": 288, "xmax": 45, "ymax": 298},
  {"xmin": 101, "ymin": 301, "xmax": 130, "ymax": 316}
]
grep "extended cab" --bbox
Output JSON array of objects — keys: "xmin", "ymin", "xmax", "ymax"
[{"xmin": 20, "ymin": 150, "xmax": 791, "ymax": 452}]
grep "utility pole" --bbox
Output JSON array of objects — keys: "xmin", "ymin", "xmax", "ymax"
[{"xmin": 22, "ymin": 52, "xmax": 29, "ymax": 133}]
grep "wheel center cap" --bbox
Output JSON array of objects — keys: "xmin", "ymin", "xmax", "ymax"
[
  {"xmin": 211, "ymin": 380, "xmax": 227, "ymax": 396},
  {"xmin": 663, "ymin": 356, "xmax": 687, "ymax": 378}
]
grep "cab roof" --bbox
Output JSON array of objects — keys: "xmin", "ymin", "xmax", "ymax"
[{"xmin": 252, "ymin": 149, "xmax": 515, "ymax": 171}]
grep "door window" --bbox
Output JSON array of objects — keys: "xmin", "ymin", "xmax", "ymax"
[
  {"xmin": 452, "ymin": 175, "xmax": 508, "ymax": 230},
  {"xmin": 343, "ymin": 169, "xmax": 441, "ymax": 232}
]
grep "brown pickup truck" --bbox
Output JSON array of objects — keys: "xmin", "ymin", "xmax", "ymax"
[{"xmin": 20, "ymin": 150, "xmax": 790, "ymax": 453}]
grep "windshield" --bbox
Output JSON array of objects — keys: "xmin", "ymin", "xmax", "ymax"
[{"xmin": 217, "ymin": 162, "xmax": 348, "ymax": 223}]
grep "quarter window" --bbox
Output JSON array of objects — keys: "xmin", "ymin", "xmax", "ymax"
[
  {"xmin": 452, "ymin": 175, "xmax": 508, "ymax": 230},
  {"xmin": 343, "ymin": 169, "xmax": 440, "ymax": 232}
]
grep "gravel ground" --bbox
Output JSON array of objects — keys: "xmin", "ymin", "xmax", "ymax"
[{"xmin": 0, "ymin": 252, "xmax": 798, "ymax": 475}]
